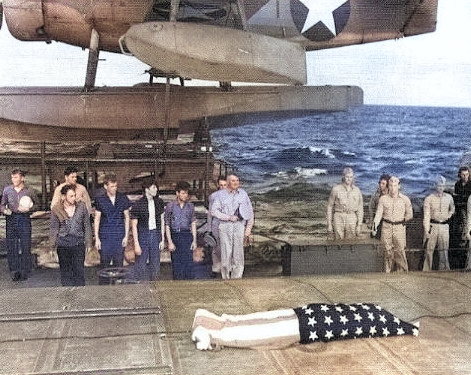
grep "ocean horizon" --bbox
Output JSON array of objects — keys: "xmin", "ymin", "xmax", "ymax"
[{"xmin": 210, "ymin": 105, "xmax": 471, "ymax": 199}]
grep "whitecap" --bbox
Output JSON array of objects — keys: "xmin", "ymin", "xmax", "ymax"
[{"xmin": 294, "ymin": 167, "xmax": 328, "ymax": 177}]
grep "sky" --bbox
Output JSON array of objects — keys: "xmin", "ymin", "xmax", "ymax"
[{"xmin": 0, "ymin": 0, "xmax": 470, "ymax": 108}]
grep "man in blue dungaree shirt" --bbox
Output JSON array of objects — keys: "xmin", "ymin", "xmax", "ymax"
[
  {"xmin": 94, "ymin": 174, "xmax": 131, "ymax": 279},
  {"xmin": 165, "ymin": 181, "xmax": 197, "ymax": 280}
]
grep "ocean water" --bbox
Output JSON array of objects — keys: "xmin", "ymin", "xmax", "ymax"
[{"xmin": 210, "ymin": 105, "xmax": 471, "ymax": 198}]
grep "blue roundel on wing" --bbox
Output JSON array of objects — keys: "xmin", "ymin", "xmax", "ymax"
[{"xmin": 290, "ymin": 0, "xmax": 350, "ymax": 42}]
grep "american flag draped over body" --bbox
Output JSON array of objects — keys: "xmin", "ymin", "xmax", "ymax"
[{"xmin": 293, "ymin": 303, "xmax": 419, "ymax": 344}]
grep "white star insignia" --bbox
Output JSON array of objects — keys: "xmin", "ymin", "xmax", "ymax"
[
  {"xmin": 382, "ymin": 327, "xmax": 390, "ymax": 337},
  {"xmin": 413, "ymin": 328, "xmax": 419, "ymax": 337},
  {"xmin": 324, "ymin": 315, "xmax": 334, "ymax": 326},
  {"xmin": 335, "ymin": 306, "xmax": 344, "ymax": 313},
  {"xmin": 375, "ymin": 305, "xmax": 382, "ymax": 311},
  {"xmin": 320, "ymin": 304, "xmax": 329, "ymax": 312},
  {"xmin": 394, "ymin": 317, "xmax": 401, "ymax": 325},
  {"xmin": 397, "ymin": 327, "xmax": 405, "ymax": 335},
  {"xmin": 308, "ymin": 317, "xmax": 317, "ymax": 327},
  {"xmin": 349, "ymin": 305, "xmax": 357, "ymax": 311},
  {"xmin": 361, "ymin": 304, "xmax": 370, "ymax": 310},
  {"xmin": 355, "ymin": 327, "xmax": 363, "ymax": 336},
  {"xmin": 340, "ymin": 328, "xmax": 349, "ymax": 337},
  {"xmin": 367, "ymin": 312, "xmax": 375, "ymax": 321},
  {"xmin": 354, "ymin": 313, "xmax": 363, "ymax": 322},
  {"xmin": 339, "ymin": 315, "xmax": 349, "ymax": 325},
  {"xmin": 325, "ymin": 330, "xmax": 334, "ymax": 340},
  {"xmin": 379, "ymin": 314, "xmax": 387, "ymax": 324},
  {"xmin": 304, "ymin": 307, "xmax": 313, "ymax": 315},
  {"xmin": 298, "ymin": 0, "xmax": 347, "ymax": 34},
  {"xmin": 309, "ymin": 331, "xmax": 319, "ymax": 341},
  {"xmin": 369, "ymin": 326, "xmax": 377, "ymax": 336}
]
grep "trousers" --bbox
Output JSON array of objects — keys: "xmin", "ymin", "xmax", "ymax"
[
  {"xmin": 423, "ymin": 223, "xmax": 450, "ymax": 271},
  {"xmin": 134, "ymin": 229, "xmax": 161, "ymax": 281},
  {"xmin": 381, "ymin": 222, "xmax": 408, "ymax": 272},
  {"xmin": 218, "ymin": 221, "xmax": 245, "ymax": 279},
  {"xmin": 57, "ymin": 244, "xmax": 86, "ymax": 286}
]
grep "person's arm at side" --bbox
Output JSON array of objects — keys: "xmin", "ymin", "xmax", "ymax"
[
  {"xmin": 131, "ymin": 218, "xmax": 142, "ymax": 256},
  {"xmin": 372, "ymin": 198, "xmax": 384, "ymax": 237},
  {"xmin": 160, "ymin": 213, "xmax": 165, "ymax": 250},
  {"xmin": 94, "ymin": 210, "xmax": 102, "ymax": 250},
  {"xmin": 80, "ymin": 204, "xmax": 93, "ymax": 250},
  {"xmin": 0, "ymin": 189, "xmax": 10, "ymax": 215},
  {"xmin": 404, "ymin": 196, "xmax": 413, "ymax": 222},
  {"xmin": 82, "ymin": 188, "xmax": 93, "ymax": 214},
  {"xmin": 191, "ymin": 219, "xmax": 197, "ymax": 250},
  {"xmin": 166, "ymin": 224, "xmax": 175, "ymax": 252},
  {"xmin": 448, "ymin": 194, "xmax": 455, "ymax": 219},
  {"xmin": 122, "ymin": 209, "xmax": 130, "ymax": 247},
  {"xmin": 49, "ymin": 212, "xmax": 59, "ymax": 250},
  {"xmin": 423, "ymin": 196, "xmax": 431, "ymax": 245},
  {"xmin": 356, "ymin": 190, "xmax": 364, "ymax": 236},
  {"xmin": 326, "ymin": 189, "xmax": 335, "ymax": 233}
]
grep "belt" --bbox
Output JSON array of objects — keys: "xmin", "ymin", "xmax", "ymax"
[
  {"xmin": 382, "ymin": 218, "xmax": 406, "ymax": 225},
  {"xmin": 334, "ymin": 210, "xmax": 357, "ymax": 214},
  {"xmin": 431, "ymin": 219, "xmax": 448, "ymax": 224},
  {"xmin": 171, "ymin": 229, "xmax": 191, "ymax": 233}
]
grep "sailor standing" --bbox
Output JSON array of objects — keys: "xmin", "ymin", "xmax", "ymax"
[
  {"xmin": 326, "ymin": 167, "xmax": 364, "ymax": 240},
  {"xmin": 373, "ymin": 176, "xmax": 413, "ymax": 273},
  {"xmin": 422, "ymin": 176, "xmax": 455, "ymax": 271}
]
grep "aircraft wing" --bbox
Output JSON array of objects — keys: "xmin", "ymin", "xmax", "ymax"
[{"xmin": 169, "ymin": 0, "xmax": 438, "ymax": 51}]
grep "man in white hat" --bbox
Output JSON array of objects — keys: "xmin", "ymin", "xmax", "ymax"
[
  {"xmin": 423, "ymin": 176, "xmax": 455, "ymax": 271},
  {"xmin": 0, "ymin": 169, "xmax": 39, "ymax": 281},
  {"xmin": 327, "ymin": 167, "xmax": 364, "ymax": 240}
]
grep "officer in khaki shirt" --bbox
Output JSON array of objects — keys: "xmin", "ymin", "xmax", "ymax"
[
  {"xmin": 327, "ymin": 167, "xmax": 364, "ymax": 240},
  {"xmin": 373, "ymin": 176, "xmax": 413, "ymax": 273},
  {"xmin": 423, "ymin": 176, "xmax": 454, "ymax": 271}
]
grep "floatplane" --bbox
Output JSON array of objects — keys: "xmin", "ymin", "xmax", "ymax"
[{"xmin": 0, "ymin": 0, "xmax": 438, "ymax": 200}]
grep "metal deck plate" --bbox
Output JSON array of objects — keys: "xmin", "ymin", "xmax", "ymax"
[{"xmin": 0, "ymin": 285, "xmax": 173, "ymax": 375}]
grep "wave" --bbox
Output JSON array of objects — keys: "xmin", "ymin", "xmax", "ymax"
[{"xmin": 271, "ymin": 167, "xmax": 328, "ymax": 180}]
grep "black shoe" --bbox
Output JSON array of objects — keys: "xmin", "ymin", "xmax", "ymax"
[{"xmin": 12, "ymin": 272, "xmax": 21, "ymax": 281}]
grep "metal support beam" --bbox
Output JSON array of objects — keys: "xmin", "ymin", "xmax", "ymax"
[
  {"xmin": 170, "ymin": 0, "xmax": 180, "ymax": 22},
  {"xmin": 84, "ymin": 29, "xmax": 100, "ymax": 91},
  {"xmin": 40, "ymin": 141, "xmax": 47, "ymax": 210}
]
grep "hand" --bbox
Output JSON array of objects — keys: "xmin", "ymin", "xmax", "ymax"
[
  {"xmin": 3, "ymin": 207, "xmax": 12, "ymax": 215},
  {"xmin": 134, "ymin": 243, "xmax": 142, "ymax": 256},
  {"xmin": 159, "ymin": 241, "xmax": 165, "ymax": 251},
  {"xmin": 370, "ymin": 229, "xmax": 377, "ymax": 237},
  {"xmin": 244, "ymin": 234, "xmax": 253, "ymax": 246},
  {"xmin": 17, "ymin": 205, "xmax": 29, "ymax": 213},
  {"xmin": 168, "ymin": 241, "xmax": 176, "ymax": 252},
  {"xmin": 121, "ymin": 237, "xmax": 128, "ymax": 248},
  {"xmin": 191, "ymin": 241, "xmax": 197, "ymax": 250},
  {"xmin": 230, "ymin": 215, "xmax": 238, "ymax": 222},
  {"xmin": 95, "ymin": 238, "xmax": 101, "ymax": 250}
]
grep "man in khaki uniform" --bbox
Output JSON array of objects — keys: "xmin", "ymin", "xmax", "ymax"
[
  {"xmin": 423, "ymin": 176, "xmax": 455, "ymax": 271},
  {"xmin": 373, "ymin": 176, "xmax": 413, "ymax": 273},
  {"xmin": 326, "ymin": 167, "xmax": 364, "ymax": 240}
]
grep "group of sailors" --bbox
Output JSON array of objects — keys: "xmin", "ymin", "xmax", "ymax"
[
  {"xmin": 327, "ymin": 167, "xmax": 471, "ymax": 273},
  {"xmin": 0, "ymin": 167, "xmax": 255, "ymax": 285}
]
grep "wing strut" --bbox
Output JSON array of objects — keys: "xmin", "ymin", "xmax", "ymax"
[
  {"xmin": 170, "ymin": 0, "xmax": 180, "ymax": 22},
  {"xmin": 84, "ymin": 29, "xmax": 100, "ymax": 91}
]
